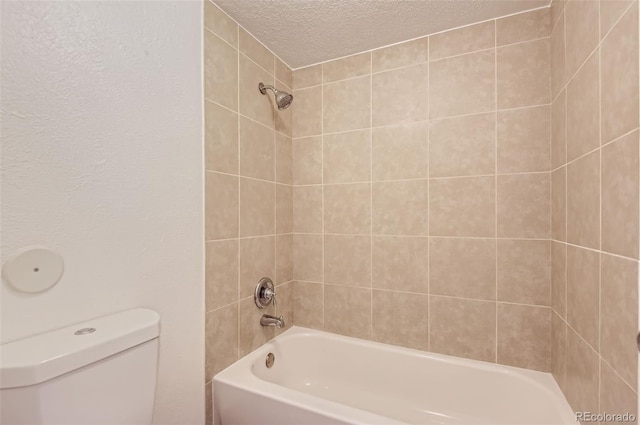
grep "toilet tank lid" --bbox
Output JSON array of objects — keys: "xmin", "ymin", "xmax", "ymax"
[{"xmin": 0, "ymin": 308, "xmax": 160, "ymax": 389}]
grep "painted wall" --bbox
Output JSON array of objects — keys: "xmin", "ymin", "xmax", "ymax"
[
  {"xmin": 290, "ymin": 9, "xmax": 553, "ymax": 371},
  {"xmin": 549, "ymin": 0, "xmax": 639, "ymax": 416},
  {"xmin": 202, "ymin": 2, "xmax": 294, "ymax": 423},
  {"xmin": 0, "ymin": 2, "xmax": 204, "ymax": 424}
]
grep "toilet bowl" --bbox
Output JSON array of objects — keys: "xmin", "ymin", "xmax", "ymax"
[{"xmin": 0, "ymin": 308, "xmax": 160, "ymax": 425}]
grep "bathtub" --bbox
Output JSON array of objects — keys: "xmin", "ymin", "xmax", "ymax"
[{"xmin": 213, "ymin": 327, "xmax": 575, "ymax": 425}]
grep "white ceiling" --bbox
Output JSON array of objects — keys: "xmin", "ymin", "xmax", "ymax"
[{"xmin": 215, "ymin": 0, "xmax": 550, "ymax": 69}]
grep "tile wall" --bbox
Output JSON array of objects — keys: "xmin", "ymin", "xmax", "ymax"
[
  {"xmin": 550, "ymin": 0, "xmax": 639, "ymax": 418},
  {"xmin": 203, "ymin": 1, "xmax": 294, "ymax": 422},
  {"xmin": 290, "ymin": 9, "xmax": 554, "ymax": 372}
]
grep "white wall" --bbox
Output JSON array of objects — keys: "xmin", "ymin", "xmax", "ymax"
[{"xmin": 0, "ymin": 1, "xmax": 204, "ymax": 424}]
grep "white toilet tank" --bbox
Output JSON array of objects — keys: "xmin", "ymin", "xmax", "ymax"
[{"xmin": 0, "ymin": 308, "xmax": 160, "ymax": 425}]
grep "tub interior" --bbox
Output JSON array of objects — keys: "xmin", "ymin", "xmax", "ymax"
[{"xmin": 243, "ymin": 328, "xmax": 574, "ymax": 425}]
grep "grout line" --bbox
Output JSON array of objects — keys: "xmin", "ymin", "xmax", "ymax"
[
  {"xmin": 550, "ymin": 127, "xmax": 640, "ymax": 174},
  {"xmin": 289, "ymin": 171, "xmax": 552, "ymax": 188},
  {"xmin": 494, "ymin": 20, "xmax": 499, "ymax": 364},
  {"xmin": 235, "ymin": 21, "xmax": 241, "ymax": 361},
  {"xmin": 597, "ymin": 5, "xmax": 602, "ymax": 411},
  {"xmin": 320, "ymin": 64, "xmax": 325, "ymax": 330},
  {"xmin": 369, "ymin": 54, "xmax": 374, "ymax": 339},
  {"xmin": 427, "ymin": 36, "xmax": 431, "ymax": 352}
]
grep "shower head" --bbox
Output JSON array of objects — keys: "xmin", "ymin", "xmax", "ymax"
[{"xmin": 259, "ymin": 83, "xmax": 293, "ymax": 110}]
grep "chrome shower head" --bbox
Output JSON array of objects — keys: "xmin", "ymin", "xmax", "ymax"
[{"xmin": 259, "ymin": 83, "xmax": 293, "ymax": 110}]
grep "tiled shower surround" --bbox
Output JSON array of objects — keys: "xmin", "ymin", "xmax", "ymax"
[
  {"xmin": 549, "ymin": 0, "xmax": 639, "ymax": 417},
  {"xmin": 204, "ymin": 0, "xmax": 639, "ymax": 421}
]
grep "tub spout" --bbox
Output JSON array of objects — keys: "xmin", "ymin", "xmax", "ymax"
[{"xmin": 260, "ymin": 314, "xmax": 285, "ymax": 328}]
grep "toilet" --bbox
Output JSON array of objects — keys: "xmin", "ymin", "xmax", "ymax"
[{"xmin": 0, "ymin": 308, "xmax": 160, "ymax": 425}]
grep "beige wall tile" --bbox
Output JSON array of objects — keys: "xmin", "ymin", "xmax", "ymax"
[
  {"xmin": 239, "ymin": 236, "xmax": 275, "ymax": 298},
  {"xmin": 565, "ymin": 0, "xmax": 600, "ymax": 78},
  {"xmin": 240, "ymin": 178, "xmax": 275, "ymax": 237},
  {"xmin": 497, "ymin": 106, "xmax": 551, "ymax": 173},
  {"xmin": 204, "ymin": 2, "xmax": 237, "ymax": 46},
  {"xmin": 429, "ymin": 237, "xmax": 496, "ymax": 300},
  {"xmin": 292, "ymin": 86, "xmax": 322, "ymax": 137},
  {"xmin": 206, "ymin": 240, "xmax": 238, "ymax": 312},
  {"xmin": 601, "ymin": 130, "xmax": 639, "ymax": 258},
  {"xmin": 430, "ymin": 50, "xmax": 495, "ymax": 119},
  {"xmin": 372, "ymin": 180, "xmax": 428, "ymax": 235},
  {"xmin": 323, "ymin": 52, "xmax": 371, "ymax": 83},
  {"xmin": 551, "ymin": 311, "xmax": 567, "ymax": 389},
  {"xmin": 372, "ymin": 290, "xmax": 429, "ymax": 351},
  {"xmin": 498, "ymin": 304, "xmax": 551, "ymax": 371},
  {"xmin": 430, "ymin": 296, "xmax": 496, "ymax": 362},
  {"xmin": 497, "ymin": 173, "xmax": 551, "ymax": 238},
  {"xmin": 551, "ymin": 90, "xmax": 567, "ymax": 169},
  {"xmin": 323, "ymin": 76, "xmax": 371, "ymax": 133},
  {"xmin": 567, "ymin": 150, "xmax": 600, "ymax": 249},
  {"xmin": 323, "ymin": 130, "xmax": 371, "ymax": 184},
  {"xmin": 497, "ymin": 9, "xmax": 551, "ymax": 46},
  {"xmin": 276, "ymin": 234, "xmax": 293, "ymax": 285},
  {"xmin": 239, "ymin": 297, "xmax": 275, "ymax": 357},
  {"xmin": 497, "ymin": 38, "xmax": 550, "ymax": 109},
  {"xmin": 552, "ymin": 167, "xmax": 567, "ymax": 241},
  {"xmin": 293, "ymin": 281, "xmax": 324, "ymax": 329},
  {"xmin": 239, "ymin": 28, "xmax": 274, "ymax": 74},
  {"xmin": 275, "ymin": 58, "xmax": 293, "ymax": 89},
  {"xmin": 565, "ymin": 327, "xmax": 600, "ymax": 414},
  {"xmin": 205, "ymin": 100, "xmax": 238, "ymax": 174},
  {"xmin": 372, "ymin": 122, "xmax": 429, "ymax": 180},
  {"xmin": 372, "ymin": 236, "xmax": 429, "ymax": 293},
  {"xmin": 600, "ymin": 360, "xmax": 638, "ymax": 421},
  {"xmin": 239, "ymin": 116, "xmax": 274, "ymax": 181},
  {"xmin": 292, "ymin": 186, "xmax": 322, "ymax": 233},
  {"xmin": 429, "ymin": 113, "xmax": 496, "ymax": 177},
  {"xmin": 204, "ymin": 30, "xmax": 238, "ymax": 110},
  {"xmin": 292, "ymin": 136, "xmax": 322, "ymax": 185},
  {"xmin": 551, "ymin": 12, "xmax": 566, "ymax": 99},
  {"xmin": 205, "ymin": 304, "xmax": 238, "ymax": 381},
  {"xmin": 275, "ymin": 281, "xmax": 294, "ymax": 335},
  {"xmin": 430, "ymin": 176, "xmax": 496, "ymax": 237},
  {"xmin": 551, "ymin": 241, "xmax": 567, "ymax": 318},
  {"xmin": 275, "ymin": 133, "xmax": 292, "ymax": 184},
  {"xmin": 601, "ymin": 4, "xmax": 639, "ymax": 144},
  {"xmin": 239, "ymin": 55, "xmax": 274, "ymax": 128},
  {"xmin": 566, "ymin": 52, "xmax": 600, "ymax": 161},
  {"xmin": 600, "ymin": 0, "xmax": 634, "ymax": 36},
  {"xmin": 324, "ymin": 285, "xmax": 372, "ymax": 339},
  {"xmin": 205, "ymin": 172, "xmax": 238, "ymax": 240},
  {"xmin": 205, "ymin": 382, "xmax": 212, "ymax": 425},
  {"xmin": 567, "ymin": 245, "xmax": 600, "ymax": 350},
  {"xmin": 276, "ymin": 184, "xmax": 292, "ymax": 234},
  {"xmin": 372, "ymin": 37, "xmax": 429, "ymax": 73},
  {"xmin": 600, "ymin": 254, "xmax": 638, "ymax": 390},
  {"xmin": 498, "ymin": 239, "xmax": 550, "ymax": 306},
  {"xmin": 324, "ymin": 183, "xmax": 371, "ymax": 234},
  {"xmin": 372, "ymin": 63, "xmax": 429, "ymax": 126},
  {"xmin": 430, "ymin": 21, "xmax": 495, "ymax": 61},
  {"xmin": 293, "ymin": 64, "xmax": 322, "ymax": 90},
  {"xmin": 324, "ymin": 235, "xmax": 371, "ymax": 287},
  {"xmin": 293, "ymin": 234, "xmax": 323, "ymax": 282}
]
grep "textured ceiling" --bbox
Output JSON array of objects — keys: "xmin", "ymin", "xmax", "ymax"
[{"xmin": 214, "ymin": 0, "xmax": 550, "ymax": 69}]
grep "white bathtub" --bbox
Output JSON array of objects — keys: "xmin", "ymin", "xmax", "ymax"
[{"xmin": 213, "ymin": 327, "xmax": 575, "ymax": 425}]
